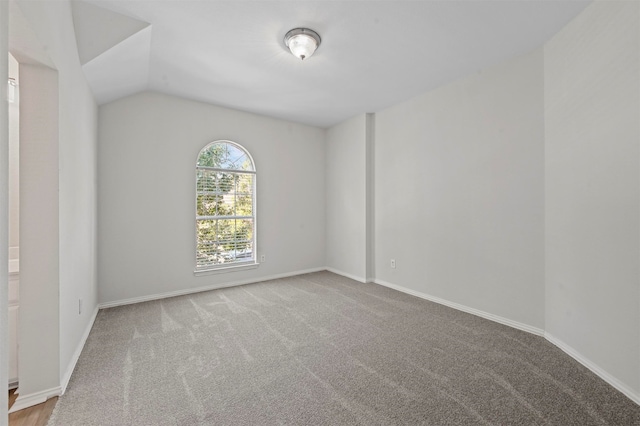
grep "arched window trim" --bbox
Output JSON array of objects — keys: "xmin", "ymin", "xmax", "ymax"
[{"xmin": 194, "ymin": 140, "xmax": 258, "ymax": 275}]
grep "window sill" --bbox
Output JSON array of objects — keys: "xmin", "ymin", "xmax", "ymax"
[{"xmin": 194, "ymin": 262, "xmax": 259, "ymax": 276}]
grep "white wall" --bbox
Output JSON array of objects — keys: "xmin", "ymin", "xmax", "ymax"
[
  {"xmin": 18, "ymin": 63, "xmax": 60, "ymax": 396},
  {"xmin": 374, "ymin": 48, "xmax": 546, "ymax": 330},
  {"xmin": 365, "ymin": 114, "xmax": 375, "ymax": 282},
  {"xmin": 1, "ymin": 1, "xmax": 10, "ymax": 423},
  {"xmin": 11, "ymin": 0, "xmax": 99, "ymax": 400},
  {"xmin": 545, "ymin": 0, "xmax": 640, "ymax": 397},
  {"xmin": 326, "ymin": 114, "xmax": 367, "ymax": 281},
  {"xmin": 98, "ymin": 92, "xmax": 326, "ymax": 304}
]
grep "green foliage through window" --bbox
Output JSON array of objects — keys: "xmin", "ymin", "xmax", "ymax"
[{"xmin": 196, "ymin": 142, "xmax": 255, "ymax": 269}]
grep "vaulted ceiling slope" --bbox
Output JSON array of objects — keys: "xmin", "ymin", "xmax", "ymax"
[{"xmin": 73, "ymin": 0, "xmax": 591, "ymax": 128}]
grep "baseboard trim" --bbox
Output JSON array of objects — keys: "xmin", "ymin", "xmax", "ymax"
[
  {"xmin": 544, "ymin": 333, "xmax": 640, "ymax": 405},
  {"xmin": 8, "ymin": 386, "xmax": 61, "ymax": 413},
  {"xmin": 325, "ymin": 267, "xmax": 367, "ymax": 283},
  {"xmin": 60, "ymin": 305, "xmax": 99, "ymax": 395},
  {"xmin": 372, "ymin": 278, "xmax": 545, "ymax": 336},
  {"xmin": 98, "ymin": 267, "xmax": 326, "ymax": 309}
]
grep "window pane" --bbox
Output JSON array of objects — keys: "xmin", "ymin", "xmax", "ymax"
[
  {"xmin": 197, "ymin": 142, "xmax": 254, "ymax": 171},
  {"xmin": 196, "ymin": 219, "xmax": 221, "ymax": 266},
  {"xmin": 197, "ymin": 144, "xmax": 225, "ymax": 168},
  {"xmin": 196, "ymin": 218, "xmax": 254, "ymax": 267},
  {"xmin": 196, "ymin": 170, "xmax": 215, "ymax": 192},
  {"xmin": 197, "ymin": 170, "xmax": 251, "ymax": 217},
  {"xmin": 233, "ymin": 173, "xmax": 253, "ymax": 216},
  {"xmin": 196, "ymin": 194, "xmax": 218, "ymax": 216},
  {"xmin": 217, "ymin": 172, "xmax": 234, "ymax": 193},
  {"xmin": 224, "ymin": 145, "xmax": 248, "ymax": 170}
]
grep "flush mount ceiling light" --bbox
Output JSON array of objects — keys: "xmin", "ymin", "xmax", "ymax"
[{"xmin": 284, "ymin": 28, "xmax": 321, "ymax": 60}]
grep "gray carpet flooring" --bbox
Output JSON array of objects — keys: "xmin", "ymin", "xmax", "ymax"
[{"xmin": 49, "ymin": 272, "xmax": 640, "ymax": 425}]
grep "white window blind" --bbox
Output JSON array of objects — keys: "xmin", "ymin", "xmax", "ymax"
[{"xmin": 196, "ymin": 141, "xmax": 256, "ymax": 270}]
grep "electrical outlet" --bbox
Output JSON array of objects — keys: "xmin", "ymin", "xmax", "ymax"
[
  {"xmin": 260, "ymin": 254, "xmax": 266, "ymax": 263},
  {"xmin": 391, "ymin": 259, "xmax": 396, "ymax": 269},
  {"xmin": 79, "ymin": 298, "xmax": 83, "ymax": 315}
]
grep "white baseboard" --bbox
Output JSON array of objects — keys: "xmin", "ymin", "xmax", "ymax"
[
  {"xmin": 373, "ymin": 278, "xmax": 545, "ymax": 336},
  {"xmin": 99, "ymin": 267, "xmax": 326, "ymax": 309},
  {"xmin": 9, "ymin": 306, "xmax": 99, "ymax": 412},
  {"xmin": 8, "ymin": 386, "xmax": 60, "ymax": 413},
  {"xmin": 544, "ymin": 333, "xmax": 640, "ymax": 405},
  {"xmin": 325, "ymin": 267, "xmax": 367, "ymax": 284},
  {"xmin": 60, "ymin": 305, "xmax": 99, "ymax": 395}
]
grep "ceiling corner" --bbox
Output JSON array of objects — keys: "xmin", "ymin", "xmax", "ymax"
[{"xmin": 71, "ymin": 0, "xmax": 149, "ymax": 65}]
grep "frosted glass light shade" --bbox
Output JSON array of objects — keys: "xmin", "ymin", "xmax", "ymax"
[{"xmin": 284, "ymin": 28, "xmax": 321, "ymax": 60}]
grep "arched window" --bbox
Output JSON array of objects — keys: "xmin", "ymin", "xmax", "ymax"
[{"xmin": 196, "ymin": 141, "xmax": 256, "ymax": 271}]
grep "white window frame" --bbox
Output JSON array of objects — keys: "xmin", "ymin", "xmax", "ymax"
[{"xmin": 194, "ymin": 140, "xmax": 257, "ymax": 275}]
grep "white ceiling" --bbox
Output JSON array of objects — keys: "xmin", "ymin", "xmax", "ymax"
[{"xmin": 74, "ymin": 0, "xmax": 591, "ymax": 128}]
